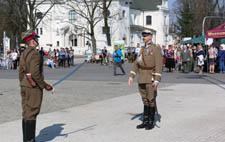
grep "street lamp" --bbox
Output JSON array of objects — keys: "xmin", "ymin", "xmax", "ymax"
[
  {"xmin": 202, "ymin": 16, "xmax": 225, "ymax": 73},
  {"xmin": 202, "ymin": 16, "xmax": 225, "ymax": 36}
]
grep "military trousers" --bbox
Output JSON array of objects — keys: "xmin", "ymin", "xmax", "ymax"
[
  {"xmin": 138, "ymin": 83, "xmax": 156, "ymax": 107},
  {"xmin": 21, "ymin": 87, "xmax": 43, "ymax": 120}
]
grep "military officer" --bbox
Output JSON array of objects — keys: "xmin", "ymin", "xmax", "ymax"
[
  {"xmin": 19, "ymin": 29, "xmax": 53, "ymax": 142},
  {"xmin": 128, "ymin": 31, "xmax": 163, "ymax": 130}
]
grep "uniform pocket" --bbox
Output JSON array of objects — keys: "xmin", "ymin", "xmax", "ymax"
[{"xmin": 26, "ymin": 88, "xmax": 43, "ymax": 108}]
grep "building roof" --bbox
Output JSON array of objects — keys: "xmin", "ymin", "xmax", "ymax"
[{"xmin": 130, "ymin": 0, "xmax": 162, "ymax": 11}]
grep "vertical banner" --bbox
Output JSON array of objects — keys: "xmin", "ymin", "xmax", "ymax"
[
  {"xmin": 3, "ymin": 31, "xmax": 10, "ymax": 60},
  {"xmin": 3, "ymin": 31, "xmax": 6, "ymax": 60}
]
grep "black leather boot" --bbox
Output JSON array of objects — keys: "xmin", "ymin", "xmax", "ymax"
[
  {"xmin": 22, "ymin": 119, "xmax": 26, "ymax": 142},
  {"xmin": 24, "ymin": 120, "xmax": 36, "ymax": 142},
  {"xmin": 145, "ymin": 107, "xmax": 155, "ymax": 130},
  {"xmin": 136, "ymin": 105, "xmax": 149, "ymax": 129}
]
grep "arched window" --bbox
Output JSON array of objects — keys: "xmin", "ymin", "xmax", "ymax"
[
  {"xmin": 69, "ymin": 10, "xmax": 76, "ymax": 23},
  {"xmin": 70, "ymin": 35, "xmax": 77, "ymax": 47},
  {"xmin": 122, "ymin": 10, "xmax": 126, "ymax": 18},
  {"xmin": 146, "ymin": 15, "xmax": 152, "ymax": 25}
]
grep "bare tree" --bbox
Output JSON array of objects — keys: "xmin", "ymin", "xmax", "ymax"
[
  {"xmin": 7, "ymin": 0, "xmax": 62, "ymax": 29},
  {"xmin": 0, "ymin": 1, "xmax": 9, "ymax": 50},
  {"xmin": 101, "ymin": 0, "xmax": 113, "ymax": 46},
  {"xmin": 66, "ymin": 0, "xmax": 103, "ymax": 55},
  {"xmin": 5, "ymin": 0, "xmax": 62, "ymax": 49}
]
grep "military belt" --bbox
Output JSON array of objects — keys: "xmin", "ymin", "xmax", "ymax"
[{"xmin": 139, "ymin": 66, "xmax": 155, "ymax": 70}]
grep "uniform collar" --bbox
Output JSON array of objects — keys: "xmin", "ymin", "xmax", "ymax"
[{"xmin": 145, "ymin": 43, "xmax": 152, "ymax": 48}]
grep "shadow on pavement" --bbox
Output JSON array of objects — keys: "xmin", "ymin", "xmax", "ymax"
[
  {"xmin": 36, "ymin": 123, "xmax": 97, "ymax": 142},
  {"xmin": 36, "ymin": 123, "xmax": 66, "ymax": 142}
]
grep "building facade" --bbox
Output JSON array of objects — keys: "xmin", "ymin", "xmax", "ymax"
[{"xmin": 36, "ymin": 0, "xmax": 169, "ymax": 54}]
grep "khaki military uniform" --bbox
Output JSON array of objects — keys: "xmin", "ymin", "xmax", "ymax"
[
  {"xmin": 19, "ymin": 46, "xmax": 46, "ymax": 120},
  {"xmin": 129, "ymin": 44, "xmax": 163, "ymax": 107}
]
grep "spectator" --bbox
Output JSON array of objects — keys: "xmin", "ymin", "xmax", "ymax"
[
  {"xmin": 181, "ymin": 45, "xmax": 191, "ymax": 73},
  {"xmin": 127, "ymin": 47, "xmax": 134, "ymax": 63},
  {"xmin": 55, "ymin": 49, "xmax": 59, "ymax": 68},
  {"xmin": 218, "ymin": 45, "xmax": 225, "ymax": 73},
  {"xmin": 65, "ymin": 48, "xmax": 70, "ymax": 67},
  {"xmin": 86, "ymin": 54, "xmax": 93, "ymax": 63},
  {"xmin": 6, "ymin": 50, "xmax": 11, "ymax": 70},
  {"xmin": 39, "ymin": 47, "xmax": 45, "ymax": 57},
  {"xmin": 208, "ymin": 44, "xmax": 217, "ymax": 74},
  {"xmin": 102, "ymin": 47, "xmax": 108, "ymax": 65},
  {"xmin": 16, "ymin": 47, "xmax": 21, "ymax": 67},
  {"xmin": 188, "ymin": 44, "xmax": 194, "ymax": 72},
  {"xmin": 162, "ymin": 45, "xmax": 167, "ymax": 67},
  {"xmin": 59, "ymin": 48, "xmax": 66, "ymax": 67},
  {"xmin": 47, "ymin": 57, "xmax": 55, "ymax": 69},
  {"xmin": 99, "ymin": 49, "xmax": 104, "ymax": 65},
  {"xmin": 11, "ymin": 49, "xmax": 18, "ymax": 69},
  {"xmin": 176, "ymin": 46, "xmax": 182, "ymax": 71},
  {"xmin": 69, "ymin": 47, "xmax": 74, "ymax": 66},
  {"xmin": 134, "ymin": 43, "xmax": 141, "ymax": 60},
  {"xmin": 196, "ymin": 45, "xmax": 205, "ymax": 75},
  {"xmin": 165, "ymin": 45, "xmax": 175, "ymax": 72},
  {"xmin": 192, "ymin": 45, "xmax": 198, "ymax": 72},
  {"xmin": 48, "ymin": 48, "xmax": 54, "ymax": 58}
]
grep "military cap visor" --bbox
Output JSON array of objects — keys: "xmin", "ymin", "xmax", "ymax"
[
  {"xmin": 142, "ymin": 32, "xmax": 152, "ymax": 37},
  {"xmin": 22, "ymin": 30, "xmax": 40, "ymax": 42}
]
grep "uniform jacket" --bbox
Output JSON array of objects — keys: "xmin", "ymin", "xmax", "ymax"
[
  {"xmin": 19, "ymin": 47, "xmax": 46, "ymax": 89},
  {"xmin": 129, "ymin": 44, "xmax": 163, "ymax": 83}
]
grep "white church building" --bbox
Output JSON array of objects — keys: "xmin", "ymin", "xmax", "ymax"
[{"xmin": 36, "ymin": 0, "xmax": 169, "ymax": 54}]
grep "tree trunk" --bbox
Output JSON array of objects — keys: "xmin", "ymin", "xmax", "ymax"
[
  {"xmin": 10, "ymin": 35, "xmax": 16, "ymax": 50},
  {"xmin": 90, "ymin": 23, "xmax": 97, "ymax": 55},
  {"xmin": 103, "ymin": 0, "xmax": 111, "ymax": 46},
  {"xmin": 104, "ymin": 16, "xmax": 111, "ymax": 46},
  {"xmin": 91, "ymin": 34, "xmax": 97, "ymax": 55}
]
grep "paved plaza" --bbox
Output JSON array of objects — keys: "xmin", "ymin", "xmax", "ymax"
[{"xmin": 0, "ymin": 61, "xmax": 225, "ymax": 142}]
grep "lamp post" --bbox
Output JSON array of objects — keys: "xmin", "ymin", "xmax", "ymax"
[
  {"xmin": 202, "ymin": 16, "xmax": 225, "ymax": 73},
  {"xmin": 202, "ymin": 16, "xmax": 225, "ymax": 36}
]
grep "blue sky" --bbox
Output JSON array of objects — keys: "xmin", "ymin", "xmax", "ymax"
[
  {"xmin": 168, "ymin": 0, "xmax": 177, "ymax": 22},
  {"xmin": 168, "ymin": 0, "xmax": 176, "ymax": 10}
]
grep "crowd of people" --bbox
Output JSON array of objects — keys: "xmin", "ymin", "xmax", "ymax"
[
  {"xmin": 0, "ymin": 47, "xmax": 75, "ymax": 70},
  {"xmin": 86, "ymin": 47, "xmax": 110, "ymax": 65},
  {"xmin": 163, "ymin": 43, "xmax": 225, "ymax": 74},
  {"xmin": 40, "ymin": 47, "xmax": 75, "ymax": 69},
  {"xmin": 0, "ymin": 48, "xmax": 21, "ymax": 70},
  {"xmin": 111, "ymin": 42, "xmax": 225, "ymax": 75},
  {"xmin": 1, "ymin": 43, "xmax": 225, "ymax": 74}
]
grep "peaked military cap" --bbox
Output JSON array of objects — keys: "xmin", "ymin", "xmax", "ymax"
[
  {"xmin": 21, "ymin": 29, "xmax": 40, "ymax": 42},
  {"xmin": 142, "ymin": 31, "xmax": 153, "ymax": 37}
]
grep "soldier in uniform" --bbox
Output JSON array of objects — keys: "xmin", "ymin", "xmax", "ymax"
[
  {"xmin": 128, "ymin": 31, "xmax": 163, "ymax": 130},
  {"xmin": 19, "ymin": 29, "xmax": 53, "ymax": 142}
]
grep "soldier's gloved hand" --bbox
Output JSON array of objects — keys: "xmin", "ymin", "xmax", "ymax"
[
  {"xmin": 128, "ymin": 77, "xmax": 133, "ymax": 87},
  {"xmin": 152, "ymin": 81, "xmax": 159, "ymax": 90},
  {"xmin": 45, "ymin": 84, "xmax": 53, "ymax": 91}
]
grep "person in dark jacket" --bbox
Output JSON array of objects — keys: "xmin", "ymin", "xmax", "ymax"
[
  {"xmin": 196, "ymin": 45, "xmax": 205, "ymax": 75},
  {"xmin": 181, "ymin": 45, "xmax": 191, "ymax": 73},
  {"xmin": 218, "ymin": 45, "xmax": 225, "ymax": 73}
]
